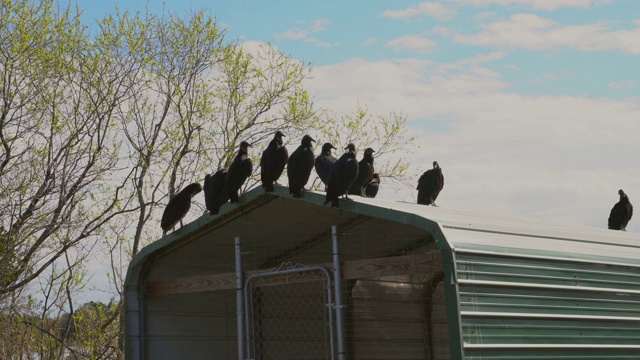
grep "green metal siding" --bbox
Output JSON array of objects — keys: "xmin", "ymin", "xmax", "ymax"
[{"xmin": 455, "ymin": 248, "xmax": 640, "ymax": 359}]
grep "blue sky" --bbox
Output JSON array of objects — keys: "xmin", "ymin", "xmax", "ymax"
[
  {"xmin": 74, "ymin": 0, "xmax": 640, "ymax": 100},
  {"xmin": 64, "ymin": 0, "xmax": 640, "ymax": 303}
]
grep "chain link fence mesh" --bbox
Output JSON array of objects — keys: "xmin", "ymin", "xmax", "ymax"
[{"xmin": 246, "ymin": 268, "xmax": 335, "ymax": 360}]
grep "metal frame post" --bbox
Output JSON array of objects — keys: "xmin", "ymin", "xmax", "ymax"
[
  {"xmin": 235, "ymin": 237, "xmax": 245, "ymax": 360},
  {"xmin": 332, "ymin": 225, "xmax": 347, "ymax": 360}
]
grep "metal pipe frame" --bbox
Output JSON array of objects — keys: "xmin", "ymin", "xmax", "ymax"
[
  {"xmin": 236, "ymin": 237, "xmax": 245, "ymax": 360},
  {"xmin": 332, "ymin": 225, "xmax": 347, "ymax": 360}
]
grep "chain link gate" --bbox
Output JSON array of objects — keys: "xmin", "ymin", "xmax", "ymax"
[{"xmin": 243, "ymin": 266, "xmax": 336, "ymax": 360}]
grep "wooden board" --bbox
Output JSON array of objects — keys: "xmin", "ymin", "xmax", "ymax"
[{"xmin": 147, "ymin": 251, "xmax": 441, "ymax": 297}]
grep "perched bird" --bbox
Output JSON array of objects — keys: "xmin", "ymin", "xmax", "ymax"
[
  {"xmin": 161, "ymin": 183, "xmax": 202, "ymax": 235},
  {"xmin": 608, "ymin": 189, "xmax": 633, "ymax": 231},
  {"xmin": 417, "ymin": 161, "xmax": 444, "ymax": 206},
  {"xmin": 324, "ymin": 143, "xmax": 359, "ymax": 208},
  {"xmin": 348, "ymin": 147, "xmax": 375, "ymax": 196},
  {"xmin": 315, "ymin": 142, "xmax": 337, "ymax": 188},
  {"xmin": 287, "ymin": 135, "xmax": 316, "ymax": 198},
  {"xmin": 203, "ymin": 169, "xmax": 229, "ymax": 215},
  {"xmin": 260, "ymin": 130, "xmax": 288, "ymax": 192},
  {"xmin": 364, "ymin": 173, "xmax": 380, "ymax": 198},
  {"xmin": 224, "ymin": 141, "xmax": 253, "ymax": 203}
]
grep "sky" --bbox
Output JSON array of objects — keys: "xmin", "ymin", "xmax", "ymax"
[{"xmin": 66, "ymin": 0, "xmax": 640, "ymax": 300}]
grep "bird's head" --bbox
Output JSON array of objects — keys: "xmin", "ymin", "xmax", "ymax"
[
  {"xmin": 345, "ymin": 143, "xmax": 356, "ymax": 153},
  {"xmin": 274, "ymin": 130, "xmax": 285, "ymax": 141},
  {"xmin": 186, "ymin": 183, "xmax": 203, "ymax": 197},
  {"xmin": 364, "ymin": 148, "xmax": 375, "ymax": 157},
  {"xmin": 301, "ymin": 135, "xmax": 316, "ymax": 146},
  {"xmin": 433, "ymin": 161, "xmax": 440, "ymax": 169},
  {"xmin": 322, "ymin": 142, "xmax": 336, "ymax": 152},
  {"xmin": 619, "ymin": 189, "xmax": 629, "ymax": 201},
  {"xmin": 240, "ymin": 141, "xmax": 252, "ymax": 151}
]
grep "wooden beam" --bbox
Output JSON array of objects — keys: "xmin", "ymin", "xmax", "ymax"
[{"xmin": 147, "ymin": 251, "xmax": 441, "ymax": 297}]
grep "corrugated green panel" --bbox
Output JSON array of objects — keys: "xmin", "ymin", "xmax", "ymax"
[
  {"xmin": 455, "ymin": 249, "xmax": 640, "ymax": 359},
  {"xmin": 464, "ymin": 347, "xmax": 640, "ymax": 360},
  {"xmin": 462, "ymin": 317, "xmax": 640, "ymax": 344},
  {"xmin": 460, "ymin": 288, "xmax": 640, "ymax": 317},
  {"xmin": 457, "ymin": 253, "xmax": 640, "ymax": 291}
]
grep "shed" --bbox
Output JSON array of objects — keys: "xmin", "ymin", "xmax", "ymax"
[{"xmin": 125, "ymin": 185, "xmax": 640, "ymax": 360}]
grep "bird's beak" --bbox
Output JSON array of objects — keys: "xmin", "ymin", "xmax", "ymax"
[{"xmin": 311, "ymin": 137, "xmax": 316, "ymax": 142}]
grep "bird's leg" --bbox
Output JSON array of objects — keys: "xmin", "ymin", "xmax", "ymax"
[
  {"xmin": 180, "ymin": 220, "xmax": 184, "ymax": 228},
  {"xmin": 361, "ymin": 187, "xmax": 366, "ymax": 197}
]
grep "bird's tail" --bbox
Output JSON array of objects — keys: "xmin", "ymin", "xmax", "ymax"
[
  {"xmin": 331, "ymin": 198, "xmax": 339, "ymax": 208},
  {"xmin": 292, "ymin": 188, "xmax": 303, "ymax": 198},
  {"xmin": 263, "ymin": 182, "xmax": 274, "ymax": 192}
]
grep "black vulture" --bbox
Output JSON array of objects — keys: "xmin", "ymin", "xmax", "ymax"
[
  {"xmin": 608, "ymin": 189, "xmax": 633, "ymax": 231},
  {"xmin": 161, "ymin": 183, "xmax": 202, "ymax": 235},
  {"xmin": 203, "ymin": 169, "xmax": 229, "ymax": 215},
  {"xmin": 260, "ymin": 130, "xmax": 288, "ymax": 192},
  {"xmin": 364, "ymin": 173, "xmax": 380, "ymax": 198},
  {"xmin": 287, "ymin": 135, "xmax": 316, "ymax": 198},
  {"xmin": 224, "ymin": 141, "xmax": 253, "ymax": 203},
  {"xmin": 315, "ymin": 142, "xmax": 337, "ymax": 188},
  {"xmin": 348, "ymin": 147, "xmax": 375, "ymax": 196},
  {"xmin": 324, "ymin": 143, "xmax": 359, "ymax": 208},
  {"xmin": 417, "ymin": 161, "xmax": 444, "ymax": 206}
]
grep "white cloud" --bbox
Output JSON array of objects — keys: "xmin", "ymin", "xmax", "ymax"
[
  {"xmin": 361, "ymin": 37, "xmax": 381, "ymax": 46},
  {"xmin": 305, "ymin": 56, "xmax": 640, "ymax": 231},
  {"xmin": 276, "ymin": 30, "xmax": 306, "ymax": 40},
  {"xmin": 475, "ymin": 11, "xmax": 496, "ymax": 20},
  {"xmin": 436, "ymin": 50, "xmax": 508, "ymax": 72},
  {"xmin": 385, "ymin": 35, "xmax": 437, "ymax": 53},
  {"xmin": 608, "ymin": 80, "xmax": 636, "ymax": 90},
  {"xmin": 382, "ymin": 2, "xmax": 455, "ymax": 21},
  {"xmin": 431, "ymin": 25, "xmax": 453, "ymax": 36},
  {"xmin": 455, "ymin": 0, "xmax": 592, "ymax": 11},
  {"xmin": 274, "ymin": 18, "xmax": 332, "ymax": 46},
  {"xmin": 454, "ymin": 14, "xmax": 640, "ymax": 54},
  {"xmin": 305, "ymin": 38, "xmax": 332, "ymax": 47}
]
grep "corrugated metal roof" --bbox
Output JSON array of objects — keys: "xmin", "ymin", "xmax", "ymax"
[{"xmin": 328, "ymin": 192, "xmax": 640, "ymax": 267}]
